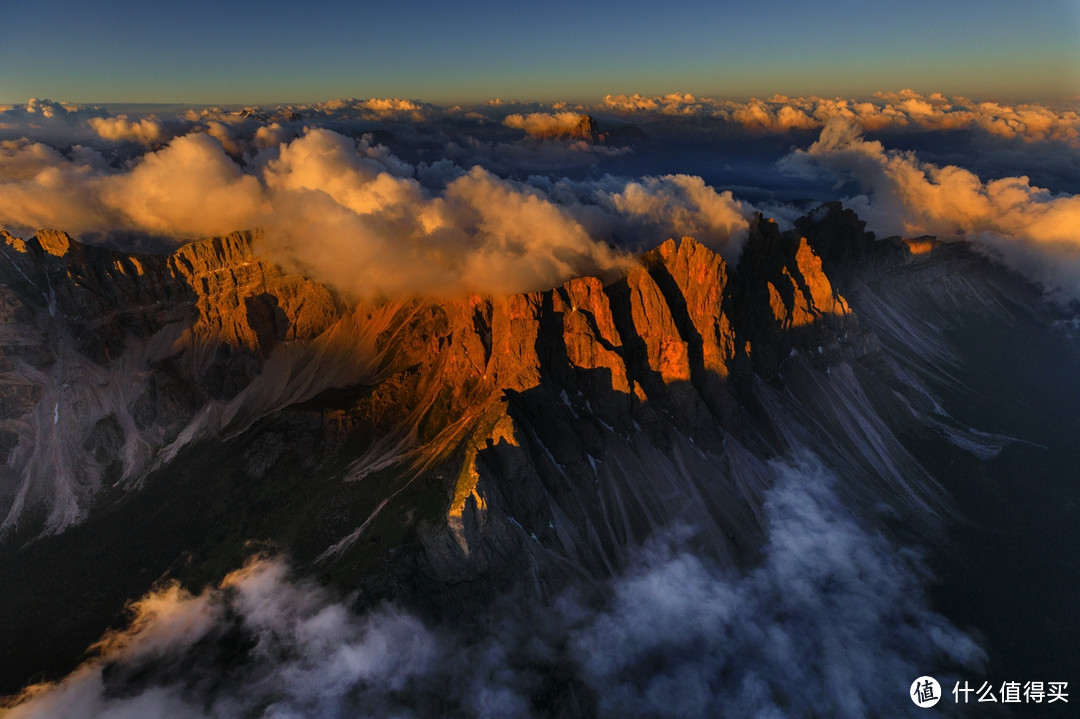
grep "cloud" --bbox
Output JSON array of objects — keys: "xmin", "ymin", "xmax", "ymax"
[
  {"xmin": 261, "ymin": 130, "xmax": 632, "ymax": 297},
  {"xmin": 435, "ymin": 133, "xmax": 631, "ymax": 179},
  {"xmin": 252, "ymin": 121, "xmax": 292, "ymax": 150},
  {"xmin": 601, "ymin": 93, "xmax": 706, "ymax": 116},
  {"xmin": 4, "ymin": 125, "xmax": 759, "ymax": 299},
  {"xmin": 21, "ymin": 98, "xmax": 81, "ymax": 118},
  {"xmin": 0, "ymin": 100, "xmax": 109, "ymax": 148},
  {"xmin": 595, "ymin": 90, "xmax": 1080, "ymax": 146},
  {"xmin": 0, "ymin": 140, "xmax": 115, "ymax": 235},
  {"xmin": 441, "ymin": 167, "xmax": 631, "ymax": 292},
  {"xmin": 729, "ymin": 98, "xmax": 819, "ymax": 132},
  {"xmin": 0, "ymin": 133, "xmax": 267, "ymax": 239},
  {"xmin": 0, "ymin": 102, "xmax": 275, "ymax": 155},
  {"xmin": 785, "ymin": 119, "xmax": 1080, "ymax": 297},
  {"xmin": 0, "ymin": 127, "xmax": 632, "ymax": 297},
  {"xmin": 295, "ymin": 98, "xmax": 440, "ymax": 123},
  {"xmin": 353, "ymin": 98, "xmax": 434, "ymax": 122},
  {"xmin": 1, "ymin": 451, "xmax": 982, "ymax": 719},
  {"xmin": 569, "ymin": 453, "xmax": 983, "ymax": 718},
  {"xmin": 601, "ymin": 174, "xmax": 751, "ymax": 261},
  {"xmin": 1, "ymin": 557, "xmax": 444, "ymax": 719},
  {"xmin": 264, "ymin": 128, "xmax": 420, "ymax": 208},
  {"xmin": 87, "ymin": 115, "xmax": 165, "ymax": 146},
  {"xmin": 257, "ymin": 128, "xmax": 454, "ymax": 296},
  {"xmin": 101, "ymin": 133, "xmax": 267, "ymax": 239},
  {"xmin": 5, "ymin": 94, "xmax": 1076, "ymax": 300},
  {"xmin": 503, "ymin": 112, "xmax": 594, "ymax": 140}
]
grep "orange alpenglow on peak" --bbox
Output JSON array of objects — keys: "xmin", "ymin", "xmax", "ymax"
[{"xmin": 903, "ymin": 237, "xmax": 938, "ymax": 255}]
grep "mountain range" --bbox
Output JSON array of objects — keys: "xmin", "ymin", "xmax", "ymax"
[{"xmin": 1, "ymin": 204, "xmax": 1077, "ymax": 716}]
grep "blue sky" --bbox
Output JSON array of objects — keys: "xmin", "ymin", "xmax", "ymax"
[{"xmin": 1, "ymin": 0, "xmax": 1077, "ymax": 103}]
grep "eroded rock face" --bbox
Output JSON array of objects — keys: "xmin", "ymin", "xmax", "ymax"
[
  {"xmin": 0, "ymin": 229, "xmax": 344, "ymax": 536},
  {"xmin": 1, "ymin": 205, "xmax": 987, "ymax": 691},
  {"xmin": 169, "ymin": 232, "xmax": 339, "ymax": 359},
  {"xmin": 0, "ymin": 216, "xmax": 865, "ymax": 544}
]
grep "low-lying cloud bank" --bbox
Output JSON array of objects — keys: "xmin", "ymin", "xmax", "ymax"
[
  {"xmin": 9, "ymin": 89, "xmax": 1073, "ymax": 146},
  {"xmin": 1, "ymin": 91, "xmax": 1078, "ymax": 298},
  {"xmin": 1, "ymin": 453, "xmax": 982, "ymax": 719},
  {"xmin": 0, "ymin": 127, "xmax": 752, "ymax": 297},
  {"xmin": 600, "ymin": 89, "xmax": 1080, "ymax": 145}
]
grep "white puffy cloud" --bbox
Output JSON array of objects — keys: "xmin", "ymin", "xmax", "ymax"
[
  {"xmin": 260, "ymin": 130, "xmax": 632, "ymax": 297},
  {"xmin": 0, "ymin": 140, "xmax": 115, "ymax": 235},
  {"xmin": 787, "ymin": 119, "xmax": 1080, "ymax": 297},
  {"xmin": 600, "ymin": 174, "xmax": 751, "ymax": 261},
  {"xmin": 101, "ymin": 133, "xmax": 267, "ymax": 238}
]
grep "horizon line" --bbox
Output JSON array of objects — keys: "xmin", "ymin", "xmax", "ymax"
[{"xmin": 4, "ymin": 89, "xmax": 1078, "ymax": 110}]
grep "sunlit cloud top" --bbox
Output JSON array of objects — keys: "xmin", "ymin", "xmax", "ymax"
[{"xmin": 2, "ymin": 90, "xmax": 1080, "ymax": 301}]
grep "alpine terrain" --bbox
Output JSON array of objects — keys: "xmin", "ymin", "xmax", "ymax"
[{"xmin": 0, "ymin": 203, "xmax": 1077, "ymax": 717}]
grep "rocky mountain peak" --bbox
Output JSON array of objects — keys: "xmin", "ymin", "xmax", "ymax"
[
  {"xmin": 572, "ymin": 114, "xmax": 600, "ymax": 142},
  {"xmin": 34, "ymin": 229, "xmax": 72, "ymax": 257},
  {"xmin": 2, "ymin": 229, "xmax": 27, "ymax": 253},
  {"xmin": 0, "ymin": 216, "xmax": 871, "ymax": 545},
  {"xmin": 4, "ymin": 204, "xmax": 1022, "ymax": 697}
]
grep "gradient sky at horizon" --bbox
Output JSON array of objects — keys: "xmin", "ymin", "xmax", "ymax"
[{"xmin": 2, "ymin": 0, "xmax": 1078, "ymax": 104}]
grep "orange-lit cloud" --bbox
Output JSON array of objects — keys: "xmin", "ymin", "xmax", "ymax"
[
  {"xmin": 0, "ymin": 133, "xmax": 269, "ymax": 239},
  {"xmin": 598, "ymin": 90, "xmax": 1080, "ymax": 145},
  {"xmin": 1, "ymin": 556, "xmax": 442, "ymax": 719},
  {"xmin": 603, "ymin": 174, "xmax": 750, "ymax": 262},
  {"xmin": 253, "ymin": 121, "xmax": 291, "ymax": 150},
  {"xmin": 503, "ymin": 112, "xmax": 593, "ymax": 139},
  {"xmin": 20, "ymin": 98, "xmax": 81, "ymax": 118},
  {"xmin": 441, "ymin": 167, "xmax": 631, "ymax": 292},
  {"xmin": 3, "ymin": 123, "xmax": 774, "ymax": 298},
  {"xmin": 305, "ymin": 97, "xmax": 438, "ymax": 122},
  {"xmin": 601, "ymin": 92, "xmax": 706, "ymax": 116},
  {"xmin": 792, "ymin": 119, "xmax": 1080, "ymax": 295},
  {"xmin": 0, "ymin": 128, "xmax": 638, "ymax": 298},
  {"xmin": 4, "ymin": 94, "xmax": 1079, "ymax": 299},
  {"xmin": 261, "ymin": 129, "xmax": 632, "ymax": 297},
  {"xmin": 88, "ymin": 115, "xmax": 164, "ymax": 146},
  {"xmin": 0, "ymin": 139, "xmax": 115, "ymax": 234},
  {"xmin": 102, "ymin": 133, "xmax": 266, "ymax": 238}
]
